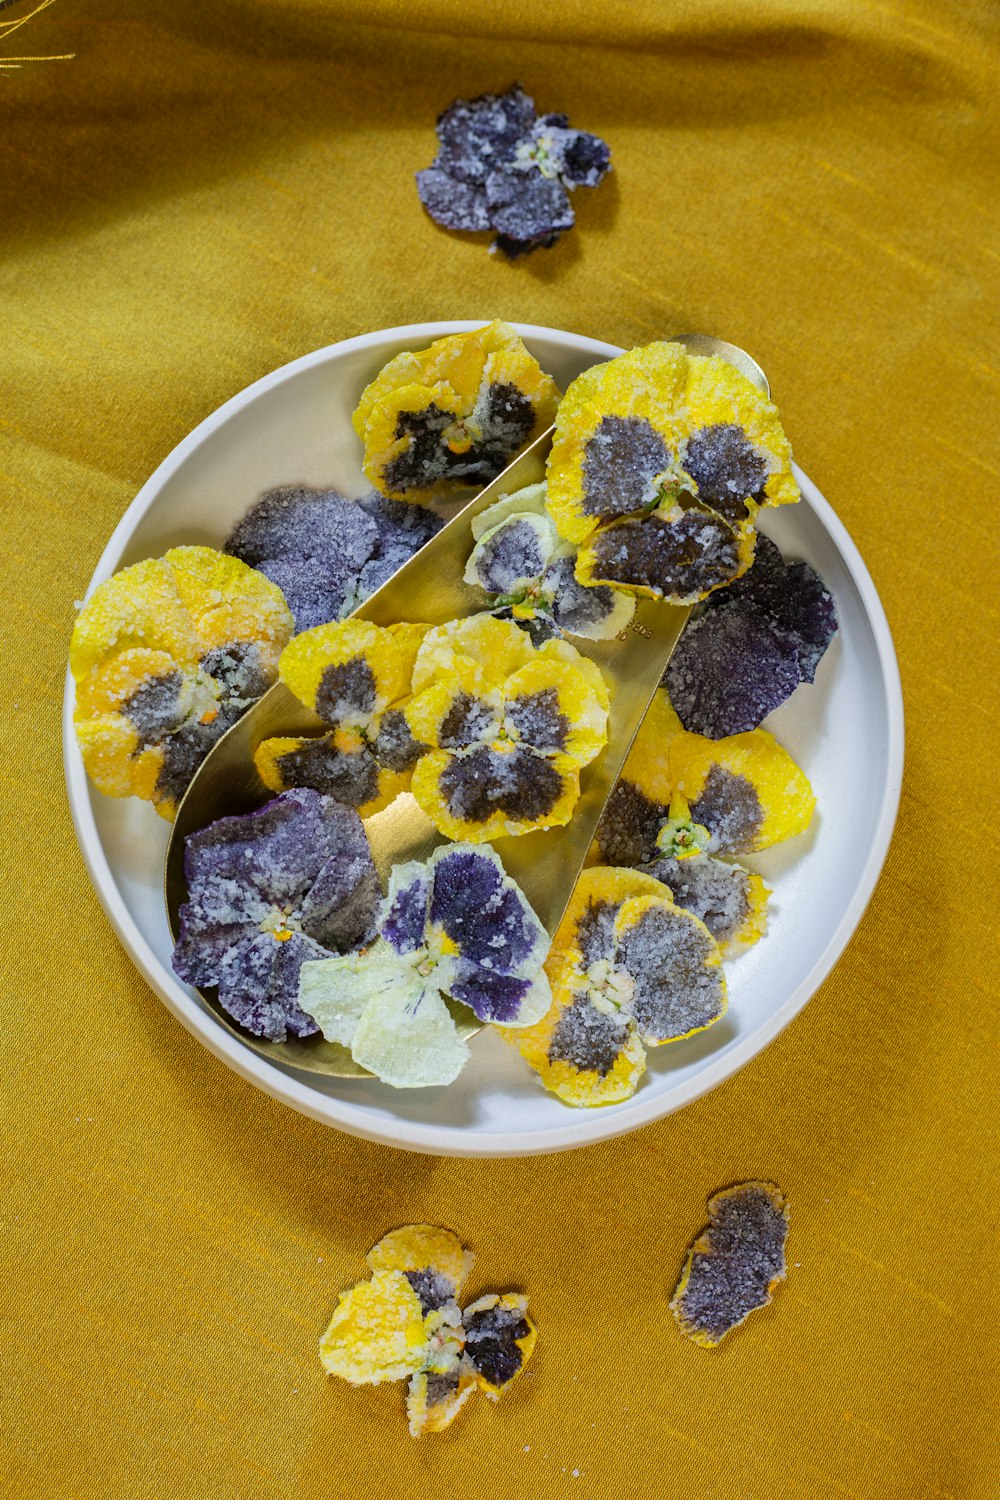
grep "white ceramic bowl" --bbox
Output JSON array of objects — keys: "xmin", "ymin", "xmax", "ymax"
[{"xmin": 63, "ymin": 321, "xmax": 904, "ymax": 1157}]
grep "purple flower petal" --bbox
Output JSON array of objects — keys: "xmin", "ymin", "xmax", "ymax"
[
  {"xmin": 434, "ymin": 84, "xmax": 536, "ymax": 184},
  {"xmin": 416, "ymin": 167, "xmax": 492, "ymax": 232},
  {"xmin": 485, "ymin": 168, "xmax": 575, "ymax": 247},
  {"xmin": 664, "ymin": 535, "xmax": 838, "ymax": 737},
  {"xmin": 448, "ymin": 963, "xmax": 533, "ymax": 1024},
  {"xmin": 428, "ymin": 846, "xmax": 542, "ymax": 975},
  {"xmin": 182, "ymin": 788, "xmax": 331, "ymax": 910},
  {"xmin": 382, "ymin": 866, "xmax": 432, "ymax": 957},
  {"xmin": 215, "ymin": 931, "xmax": 322, "ymax": 1041},
  {"xmin": 298, "ymin": 805, "xmax": 380, "ymax": 952}
]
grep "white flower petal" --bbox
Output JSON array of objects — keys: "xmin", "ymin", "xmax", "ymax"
[{"xmin": 351, "ymin": 982, "xmax": 471, "ymax": 1089}]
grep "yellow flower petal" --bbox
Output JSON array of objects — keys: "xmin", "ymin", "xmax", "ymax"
[
  {"xmin": 367, "ymin": 1225, "xmax": 474, "ymax": 1300},
  {"xmin": 501, "ymin": 657, "xmax": 608, "ymax": 768},
  {"xmin": 668, "ymin": 726, "xmax": 815, "ymax": 854},
  {"xmin": 411, "ymin": 746, "xmax": 579, "ymax": 842},
  {"xmin": 406, "ymin": 1368, "xmax": 478, "ymax": 1438},
  {"xmin": 319, "ymin": 1270, "xmax": 428, "ymax": 1385},
  {"xmin": 279, "ymin": 619, "xmax": 410, "ymax": 721},
  {"xmin": 411, "ymin": 613, "xmax": 534, "ymax": 693}
]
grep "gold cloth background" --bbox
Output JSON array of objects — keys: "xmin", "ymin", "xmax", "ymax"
[{"xmin": 3, "ymin": 2, "xmax": 997, "ymax": 1495}]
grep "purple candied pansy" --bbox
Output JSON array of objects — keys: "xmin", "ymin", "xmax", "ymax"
[
  {"xmin": 664, "ymin": 534, "xmax": 839, "ymax": 738},
  {"xmin": 295, "ymin": 843, "xmax": 552, "ymax": 1087},
  {"xmin": 224, "ymin": 485, "xmax": 441, "ymax": 632},
  {"xmin": 172, "ymin": 788, "xmax": 380, "ymax": 1042},
  {"xmin": 416, "ymin": 83, "xmax": 611, "ymax": 258}
]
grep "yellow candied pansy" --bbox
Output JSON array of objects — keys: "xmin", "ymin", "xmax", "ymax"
[
  {"xmin": 403, "ymin": 623, "xmax": 609, "ymax": 842},
  {"xmin": 352, "ymin": 320, "xmax": 561, "ymax": 503},
  {"xmin": 546, "ymin": 341, "xmax": 799, "ymax": 605},
  {"xmin": 621, "ymin": 687, "xmax": 682, "ymax": 804},
  {"xmin": 319, "ymin": 1225, "xmax": 537, "ymax": 1439},
  {"xmin": 70, "ymin": 547, "xmax": 293, "ymax": 820},
  {"xmin": 254, "ymin": 619, "xmax": 431, "ymax": 815},
  {"xmin": 668, "ymin": 725, "xmax": 815, "ymax": 855},
  {"xmin": 508, "ymin": 866, "xmax": 726, "ymax": 1106}
]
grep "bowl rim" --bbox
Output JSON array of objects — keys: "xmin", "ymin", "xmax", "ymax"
[{"xmin": 63, "ymin": 320, "xmax": 905, "ymax": 1157}]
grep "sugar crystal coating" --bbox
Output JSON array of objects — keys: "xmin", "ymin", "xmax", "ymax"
[
  {"xmin": 642, "ymin": 853, "xmax": 768, "ymax": 949},
  {"xmin": 320, "ymin": 1226, "xmax": 535, "ymax": 1438},
  {"xmin": 71, "ymin": 547, "xmax": 293, "ymax": 820},
  {"xmin": 508, "ymin": 867, "xmax": 726, "ymax": 1106},
  {"xmin": 224, "ymin": 485, "xmax": 439, "ymax": 632},
  {"xmin": 172, "ymin": 788, "xmax": 379, "ymax": 1041},
  {"xmin": 298, "ymin": 843, "xmax": 551, "ymax": 1085},
  {"xmin": 671, "ymin": 1182, "xmax": 790, "ymax": 1346},
  {"xmin": 416, "ymin": 83, "xmax": 611, "ymax": 257},
  {"xmin": 665, "ymin": 534, "xmax": 838, "ymax": 736},
  {"xmin": 353, "ymin": 322, "xmax": 560, "ymax": 503}
]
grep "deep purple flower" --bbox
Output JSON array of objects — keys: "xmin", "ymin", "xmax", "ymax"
[{"xmin": 172, "ymin": 788, "xmax": 380, "ymax": 1041}]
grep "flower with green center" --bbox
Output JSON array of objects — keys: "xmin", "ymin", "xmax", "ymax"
[
  {"xmin": 254, "ymin": 618, "xmax": 431, "ymax": 817},
  {"xmin": 320, "ymin": 1224, "xmax": 537, "ymax": 1438},
  {"xmin": 464, "ymin": 481, "xmax": 636, "ymax": 641},
  {"xmin": 299, "ymin": 843, "xmax": 552, "ymax": 1088}
]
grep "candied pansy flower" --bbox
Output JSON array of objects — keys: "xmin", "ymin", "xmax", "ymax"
[
  {"xmin": 464, "ymin": 481, "xmax": 636, "ymax": 641},
  {"xmin": 547, "ymin": 343, "xmax": 800, "ymax": 604},
  {"xmin": 254, "ymin": 619, "xmax": 430, "ymax": 817},
  {"xmin": 171, "ymin": 789, "xmax": 380, "ymax": 1042},
  {"xmin": 669, "ymin": 726, "xmax": 815, "ymax": 856},
  {"xmin": 641, "ymin": 853, "xmax": 770, "ymax": 952},
  {"xmin": 665, "ymin": 534, "xmax": 838, "ymax": 737},
  {"xmin": 510, "ymin": 867, "xmax": 726, "ymax": 1106},
  {"xmin": 593, "ymin": 689, "xmax": 681, "ymax": 868},
  {"xmin": 299, "ymin": 844, "xmax": 552, "ymax": 1087},
  {"xmin": 403, "ymin": 616, "xmax": 609, "ymax": 842},
  {"xmin": 352, "ymin": 321, "xmax": 560, "ymax": 503},
  {"xmin": 71, "ymin": 546, "xmax": 293, "ymax": 820},
  {"xmin": 319, "ymin": 1225, "xmax": 536, "ymax": 1438},
  {"xmin": 416, "ymin": 84, "xmax": 611, "ymax": 258},
  {"xmin": 671, "ymin": 1183, "xmax": 790, "ymax": 1347},
  {"xmin": 224, "ymin": 485, "xmax": 442, "ymax": 633}
]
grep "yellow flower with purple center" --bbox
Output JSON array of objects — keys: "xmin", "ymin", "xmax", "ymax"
[
  {"xmin": 320, "ymin": 1224, "xmax": 536, "ymax": 1438},
  {"xmin": 352, "ymin": 320, "xmax": 560, "ymax": 503},
  {"xmin": 403, "ymin": 614, "xmax": 610, "ymax": 841},
  {"xmin": 70, "ymin": 546, "xmax": 293, "ymax": 820},
  {"xmin": 546, "ymin": 341, "xmax": 799, "ymax": 604},
  {"xmin": 254, "ymin": 619, "xmax": 430, "ymax": 817},
  {"xmin": 509, "ymin": 866, "xmax": 727, "ymax": 1106}
]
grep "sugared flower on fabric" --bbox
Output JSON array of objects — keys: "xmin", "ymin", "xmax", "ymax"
[
  {"xmin": 224, "ymin": 484, "xmax": 442, "ymax": 633},
  {"xmin": 171, "ymin": 789, "xmax": 380, "ymax": 1042},
  {"xmin": 319, "ymin": 1225, "xmax": 536, "ymax": 1437},
  {"xmin": 546, "ymin": 342, "xmax": 799, "ymax": 603},
  {"xmin": 664, "ymin": 534, "xmax": 838, "ymax": 737},
  {"xmin": 299, "ymin": 843, "xmax": 551, "ymax": 1087},
  {"xmin": 671, "ymin": 1183, "xmax": 790, "ymax": 1347},
  {"xmin": 464, "ymin": 481, "xmax": 636, "ymax": 641},
  {"xmin": 352, "ymin": 321, "xmax": 560, "ymax": 502},
  {"xmin": 416, "ymin": 84, "xmax": 611, "ymax": 258},
  {"xmin": 402, "ymin": 615, "xmax": 610, "ymax": 841},
  {"xmin": 254, "ymin": 619, "xmax": 430, "ymax": 817},
  {"xmin": 71, "ymin": 546, "xmax": 293, "ymax": 820},
  {"xmin": 509, "ymin": 867, "xmax": 727, "ymax": 1106}
]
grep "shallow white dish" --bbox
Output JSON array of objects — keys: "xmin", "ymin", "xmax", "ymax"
[{"xmin": 63, "ymin": 321, "xmax": 904, "ymax": 1157}]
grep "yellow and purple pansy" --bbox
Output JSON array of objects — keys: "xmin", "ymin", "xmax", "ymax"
[
  {"xmin": 404, "ymin": 614, "xmax": 610, "ymax": 841},
  {"xmin": 320, "ymin": 1224, "xmax": 536, "ymax": 1438},
  {"xmin": 254, "ymin": 619, "xmax": 430, "ymax": 817},
  {"xmin": 352, "ymin": 320, "xmax": 560, "ymax": 502},
  {"xmin": 546, "ymin": 341, "xmax": 799, "ymax": 603},
  {"xmin": 464, "ymin": 480, "xmax": 636, "ymax": 641},
  {"xmin": 299, "ymin": 843, "xmax": 551, "ymax": 1087},
  {"xmin": 70, "ymin": 546, "xmax": 293, "ymax": 820},
  {"xmin": 509, "ymin": 866, "xmax": 727, "ymax": 1106}
]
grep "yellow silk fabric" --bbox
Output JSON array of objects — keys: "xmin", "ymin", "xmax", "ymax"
[{"xmin": 3, "ymin": 2, "xmax": 998, "ymax": 1495}]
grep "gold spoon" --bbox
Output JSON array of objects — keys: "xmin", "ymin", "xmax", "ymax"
[{"xmin": 164, "ymin": 335, "xmax": 769, "ymax": 1078}]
